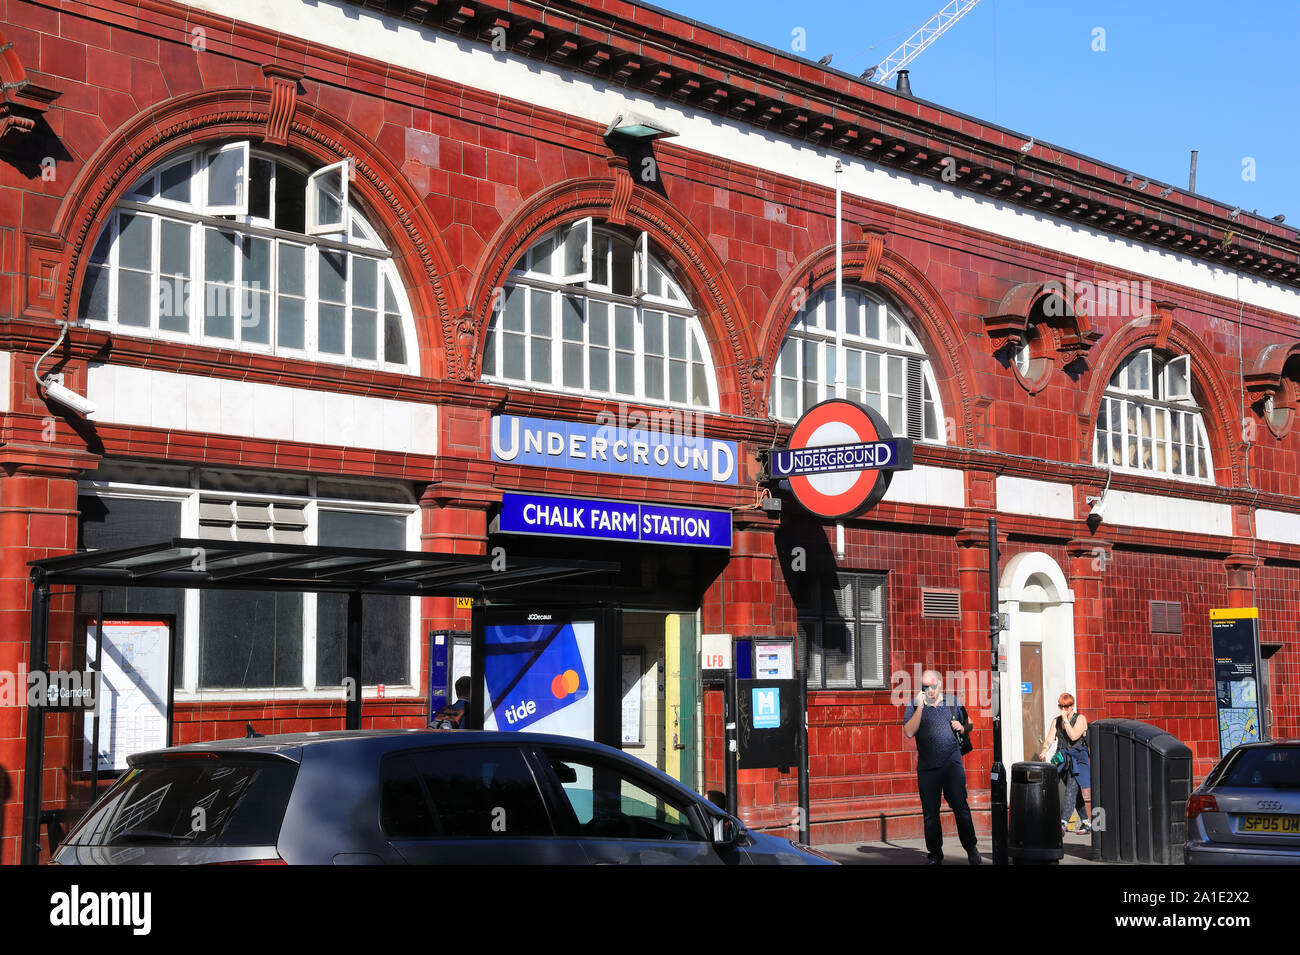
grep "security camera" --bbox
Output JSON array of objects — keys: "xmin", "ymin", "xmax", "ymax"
[
  {"xmin": 41, "ymin": 378, "xmax": 97, "ymax": 416},
  {"xmin": 1086, "ymin": 494, "xmax": 1107, "ymax": 525}
]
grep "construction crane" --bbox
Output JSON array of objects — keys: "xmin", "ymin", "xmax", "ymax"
[{"xmin": 862, "ymin": 0, "xmax": 983, "ymax": 86}]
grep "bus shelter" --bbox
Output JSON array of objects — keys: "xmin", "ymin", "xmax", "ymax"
[{"xmin": 21, "ymin": 538, "xmax": 614, "ymax": 864}]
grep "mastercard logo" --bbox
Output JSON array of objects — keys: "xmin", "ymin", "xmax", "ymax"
[{"xmin": 551, "ymin": 669, "xmax": 581, "ymax": 699}]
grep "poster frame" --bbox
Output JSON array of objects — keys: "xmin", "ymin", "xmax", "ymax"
[
  {"xmin": 470, "ymin": 604, "xmax": 621, "ymax": 747},
  {"xmin": 74, "ymin": 612, "xmax": 177, "ymax": 781}
]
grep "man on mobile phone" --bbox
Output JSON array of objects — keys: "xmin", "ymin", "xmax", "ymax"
[{"xmin": 903, "ymin": 669, "xmax": 980, "ymax": 865}]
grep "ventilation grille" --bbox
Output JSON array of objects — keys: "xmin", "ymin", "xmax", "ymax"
[
  {"xmin": 199, "ymin": 496, "xmax": 308, "ymax": 544},
  {"xmin": 1150, "ymin": 600, "xmax": 1183, "ymax": 635},
  {"xmin": 922, "ymin": 588, "xmax": 961, "ymax": 620}
]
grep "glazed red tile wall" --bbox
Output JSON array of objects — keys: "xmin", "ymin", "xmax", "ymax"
[{"xmin": 1, "ymin": 0, "xmax": 1297, "ymax": 856}]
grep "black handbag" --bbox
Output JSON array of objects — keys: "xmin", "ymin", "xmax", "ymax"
[{"xmin": 950, "ymin": 703, "xmax": 974, "ymax": 756}]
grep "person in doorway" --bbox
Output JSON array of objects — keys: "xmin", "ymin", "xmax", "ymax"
[
  {"xmin": 430, "ymin": 676, "xmax": 472, "ymax": 729},
  {"xmin": 903, "ymin": 669, "xmax": 981, "ymax": 864},
  {"xmin": 1037, "ymin": 692, "xmax": 1091, "ymax": 833}
]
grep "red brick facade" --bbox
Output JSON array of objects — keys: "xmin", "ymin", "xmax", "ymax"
[{"xmin": 1, "ymin": 0, "xmax": 1298, "ymax": 860}]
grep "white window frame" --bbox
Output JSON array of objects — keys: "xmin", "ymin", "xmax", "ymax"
[
  {"xmin": 556, "ymin": 217, "xmax": 594, "ymax": 285},
  {"xmin": 307, "ymin": 159, "xmax": 350, "ymax": 237},
  {"xmin": 1093, "ymin": 348, "xmax": 1214, "ymax": 483},
  {"xmin": 78, "ymin": 476, "xmax": 421, "ymax": 703},
  {"xmin": 205, "ymin": 141, "xmax": 250, "ymax": 217},
  {"xmin": 799, "ymin": 572, "xmax": 888, "ymax": 691},
  {"xmin": 1161, "ymin": 354, "xmax": 1192, "ymax": 402},
  {"xmin": 772, "ymin": 285, "xmax": 946, "ymax": 444},
  {"xmin": 80, "ymin": 146, "xmax": 418, "ymax": 373},
  {"xmin": 483, "ymin": 225, "xmax": 720, "ymax": 410},
  {"xmin": 633, "ymin": 230, "xmax": 650, "ymax": 298}
]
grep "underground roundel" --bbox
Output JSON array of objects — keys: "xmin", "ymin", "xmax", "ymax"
[{"xmin": 771, "ymin": 399, "xmax": 914, "ymax": 520}]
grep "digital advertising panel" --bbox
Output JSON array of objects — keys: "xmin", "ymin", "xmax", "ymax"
[{"xmin": 481, "ymin": 614, "xmax": 597, "ymax": 739}]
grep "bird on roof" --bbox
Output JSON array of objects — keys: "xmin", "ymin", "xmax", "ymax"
[{"xmin": 818, "ymin": 54, "xmax": 833, "ymax": 66}]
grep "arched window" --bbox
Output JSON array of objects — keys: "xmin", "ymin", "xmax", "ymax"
[
  {"xmin": 78, "ymin": 142, "xmax": 417, "ymax": 370},
  {"xmin": 482, "ymin": 221, "xmax": 719, "ymax": 409},
  {"xmin": 1093, "ymin": 347, "xmax": 1213, "ymax": 480},
  {"xmin": 772, "ymin": 286, "xmax": 944, "ymax": 442}
]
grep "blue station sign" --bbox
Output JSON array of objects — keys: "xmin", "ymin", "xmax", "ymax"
[
  {"xmin": 491, "ymin": 414, "xmax": 738, "ymax": 485},
  {"xmin": 498, "ymin": 493, "xmax": 732, "ymax": 549}
]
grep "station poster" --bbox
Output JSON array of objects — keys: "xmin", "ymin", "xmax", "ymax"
[{"xmin": 82, "ymin": 617, "xmax": 175, "ymax": 772}]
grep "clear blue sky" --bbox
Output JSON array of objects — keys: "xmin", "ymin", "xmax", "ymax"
[{"xmin": 651, "ymin": 0, "xmax": 1299, "ymax": 224}]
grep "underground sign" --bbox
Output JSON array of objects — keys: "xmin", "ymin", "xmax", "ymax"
[{"xmin": 771, "ymin": 399, "xmax": 914, "ymax": 520}]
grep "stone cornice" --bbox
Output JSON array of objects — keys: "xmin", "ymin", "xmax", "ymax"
[{"xmin": 343, "ymin": 0, "xmax": 1300, "ymax": 287}]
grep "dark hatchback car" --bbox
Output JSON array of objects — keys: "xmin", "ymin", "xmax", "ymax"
[
  {"xmin": 52, "ymin": 730, "xmax": 834, "ymax": 865},
  {"xmin": 1185, "ymin": 740, "xmax": 1300, "ymax": 865}
]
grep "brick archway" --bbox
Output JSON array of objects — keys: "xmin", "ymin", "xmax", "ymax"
[
  {"xmin": 465, "ymin": 178, "xmax": 755, "ymax": 416},
  {"xmin": 756, "ymin": 242, "xmax": 976, "ymax": 444},
  {"xmin": 1081, "ymin": 315, "xmax": 1244, "ymax": 484},
  {"xmin": 46, "ymin": 87, "xmax": 462, "ymax": 379}
]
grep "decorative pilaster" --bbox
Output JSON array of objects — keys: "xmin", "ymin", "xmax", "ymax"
[
  {"xmin": 955, "ymin": 524, "xmax": 1000, "ymax": 782},
  {"xmin": 1066, "ymin": 537, "xmax": 1112, "ymax": 712},
  {"xmin": 1223, "ymin": 553, "xmax": 1260, "ymax": 609}
]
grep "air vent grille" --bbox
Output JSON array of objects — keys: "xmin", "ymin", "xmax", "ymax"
[{"xmin": 922, "ymin": 588, "xmax": 960, "ymax": 620}]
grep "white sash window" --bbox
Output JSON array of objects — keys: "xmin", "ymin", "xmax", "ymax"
[
  {"xmin": 483, "ymin": 225, "xmax": 718, "ymax": 410},
  {"xmin": 80, "ymin": 144, "xmax": 416, "ymax": 372}
]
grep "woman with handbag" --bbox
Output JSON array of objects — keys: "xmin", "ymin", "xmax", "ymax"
[{"xmin": 1037, "ymin": 692, "xmax": 1091, "ymax": 833}]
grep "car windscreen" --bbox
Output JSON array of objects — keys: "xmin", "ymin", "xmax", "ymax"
[
  {"xmin": 62, "ymin": 757, "xmax": 299, "ymax": 847},
  {"xmin": 1219, "ymin": 746, "xmax": 1300, "ymax": 789}
]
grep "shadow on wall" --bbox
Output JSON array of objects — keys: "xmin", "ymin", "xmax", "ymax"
[
  {"xmin": 0, "ymin": 763, "xmax": 10, "ymax": 861},
  {"xmin": 0, "ymin": 114, "xmax": 74, "ymax": 180}
]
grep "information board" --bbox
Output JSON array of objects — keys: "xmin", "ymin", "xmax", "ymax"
[
  {"xmin": 83, "ymin": 617, "xmax": 174, "ymax": 772},
  {"xmin": 621, "ymin": 650, "xmax": 644, "ymax": 745},
  {"xmin": 1210, "ymin": 608, "xmax": 1264, "ymax": 757}
]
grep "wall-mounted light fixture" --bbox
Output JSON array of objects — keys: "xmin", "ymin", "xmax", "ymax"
[{"xmin": 604, "ymin": 109, "xmax": 679, "ymax": 141}]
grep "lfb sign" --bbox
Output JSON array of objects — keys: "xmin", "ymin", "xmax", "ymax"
[{"xmin": 770, "ymin": 399, "xmax": 913, "ymax": 520}]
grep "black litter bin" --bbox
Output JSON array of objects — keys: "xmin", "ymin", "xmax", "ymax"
[{"xmin": 1009, "ymin": 761, "xmax": 1064, "ymax": 863}]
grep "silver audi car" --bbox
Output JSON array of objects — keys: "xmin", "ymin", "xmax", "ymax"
[
  {"xmin": 52, "ymin": 729, "xmax": 834, "ymax": 865},
  {"xmin": 1185, "ymin": 740, "xmax": 1300, "ymax": 864}
]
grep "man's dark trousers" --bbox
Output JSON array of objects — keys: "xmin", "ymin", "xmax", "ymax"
[{"xmin": 917, "ymin": 755, "xmax": 978, "ymax": 862}]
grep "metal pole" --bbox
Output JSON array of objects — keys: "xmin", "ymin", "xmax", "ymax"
[
  {"xmin": 344, "ymin": 590, "xmax": 363, "ymax": 730},
  {"xmin": 988, "ymin": 517, "xmax": 1007, "ymax": 865},
  {"xmin": 1189, "ymin": 150, "xmax": 1198, "ymax": 193},
  {"xmin": 834, "ymin": 160, "xmax": 847, "ymax": 562},
  {"xmin": 90, "ymin": 590, "xmax": 104, "ymax": 795},
  {"xmin": 798, "ymin": 674, "xmax": 810, "ymax": 845},
  {"xmin": 834, "ymin": 160, "xmax": 845, "ymax": 400},
  {"xmin": 724, "ymin": 670, "xmax": 738, "ymax": 817},
  {"xmin": 21, "ymin": 569, "xmax": 51, "ymax": 865},
  {"xmin": 467, "ymin": 597, "xmax": 485, "ymax": 730}
]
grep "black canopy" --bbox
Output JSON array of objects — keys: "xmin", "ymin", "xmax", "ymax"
[
  {"xmin": 20, "ymin": 539, "xmax": 616, "ymax": 864},
  {"xmin": 28, "ymin": 537, "xmax": 616, "ymax": 596}
]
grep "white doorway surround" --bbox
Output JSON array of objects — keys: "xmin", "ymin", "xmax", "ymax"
[{"xmin": 998, "ymin": 553, "xmax": 1076, "ymax": 766}]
